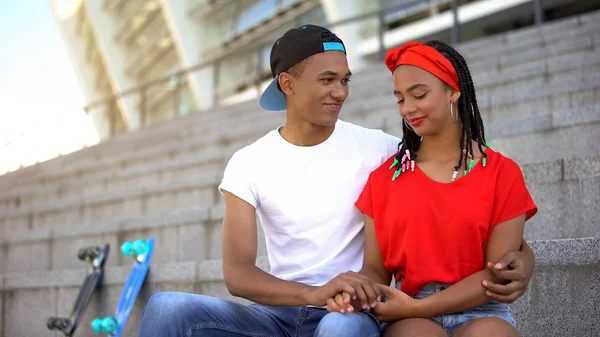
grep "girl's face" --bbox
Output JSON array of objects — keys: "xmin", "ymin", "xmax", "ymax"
[{"xmin": 392, "ymin": 65, "xmax": 461, "ymax": 137}]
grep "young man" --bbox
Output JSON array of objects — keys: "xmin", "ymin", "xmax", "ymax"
[{"xmin": 137, "ymin": 25, "xmax": 535, "ymax": 337}]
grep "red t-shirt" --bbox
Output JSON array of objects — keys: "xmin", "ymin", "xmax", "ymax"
[{"xmin": 355, "ymin": 148, "xmax": 537, "ymax": 296}]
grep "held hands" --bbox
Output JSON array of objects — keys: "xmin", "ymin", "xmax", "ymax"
[
  {"xmin": 309, "ymin": 271, "xmax": 381, "ymax": 310},
  {"xmin": 482, "ymin": 250, "xmax": 533, "ymax": 303},
  {"xmin": 325, "ymin": 283, "xmax": 417, "ymax": 323}
]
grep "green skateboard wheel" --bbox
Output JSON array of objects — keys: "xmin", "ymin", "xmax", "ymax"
[
  {"xmin": 91, "ymin": 318, "xmax": 103, "ymax": 332},
  {"xmin": 91, "ymin": 317, "xmax": 117, "ymax": 333},
  {"xmin": 132, "ymin": 240, "xmax": 148, "ymax": 255},
  {"xmin": 121, "ymin": 242, "xmax": 134, "ymax": 256}
]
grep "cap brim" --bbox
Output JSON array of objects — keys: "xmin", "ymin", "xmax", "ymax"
[{"xmin": 260, "ymin": 75, "xmax": 286, "ymax": 111}]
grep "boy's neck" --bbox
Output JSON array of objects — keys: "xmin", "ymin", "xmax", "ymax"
[{"xmin": 279, "ymin": 116, "xmax": 336, "ymax": 147}]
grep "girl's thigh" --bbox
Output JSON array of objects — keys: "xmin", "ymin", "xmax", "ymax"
[
  {"xmin": 383, "ymin": 318, "xmax": 448, "ymax": 337},
  {"xmin": 452, "ymin": 317, "xmax": 519, "ymax": 337}
]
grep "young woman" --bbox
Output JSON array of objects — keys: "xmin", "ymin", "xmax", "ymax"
[{"xmin": 328, "ymin": 40, "xmax": 538, "ymax": 337}]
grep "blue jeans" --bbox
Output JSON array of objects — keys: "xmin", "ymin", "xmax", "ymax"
[{"xmin": 137, "ymin": 292, "xmax": 381, "ymax": 337}]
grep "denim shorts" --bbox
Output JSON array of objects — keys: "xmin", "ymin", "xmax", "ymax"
[{"xmin": 407, "ymin": 282, "xmax": 517, "ymax": 336}]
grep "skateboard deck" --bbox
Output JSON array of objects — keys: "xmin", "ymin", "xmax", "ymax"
[
  {"xmin": 91, "ymin": 237, "xmax": 155, "ymax": 336},
  {"xmin": 47, "ymin": 244, "xmax": 110, "ymax": 336}
]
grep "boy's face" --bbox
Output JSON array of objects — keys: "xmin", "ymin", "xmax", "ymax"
[{"xmin": 285, "ymin": 51, "xmax": 351, "ymax": 127}]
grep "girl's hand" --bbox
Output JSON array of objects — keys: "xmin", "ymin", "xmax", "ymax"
[
  {"xmin": 372, "ymin": 285, "xmax": 418, "ymax": 322},
  {"xmin": 326, "ymin": 292, "xmax": 353, "ymax": 313}
]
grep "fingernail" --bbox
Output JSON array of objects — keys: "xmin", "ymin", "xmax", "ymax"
[
  {"xmin": 495, "ymin": 263, "xmax": 503, "ymax": 269},
  {"xmin": 482, "ymin": 281, "xmax": 488, "ymax": 287},
  {"xmin": 363, "ymin": 304, "xmax": 369, "ymax": 310},
  {"xmin": 485, "ymin": 291, "xmax": 491, "ymax": 296},
  {"xmin": 487, "ymin": 262, "xmax": 493, "ymax": 268},
  {"xmin": 340, "ymin": 309, "xmax": 344, "ymax": 313},
  {"xmin": 353, "ymin": 296, "xmax": 357, "ymax": 300},
  {"xmin": 371, "ymin": 302, "xmax": 377, "ymax": 308}
]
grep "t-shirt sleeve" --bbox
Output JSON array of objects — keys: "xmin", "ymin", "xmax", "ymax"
[
  {"xmin": 490, "ymin": 159, "xmax": 538, "ymax": 229},
  {"xmin": 355, "ymin": 172, "xmax": 376, "ymax": 219},
  {"xmin": 218, "ymin": 150, "xmax": 259, "ymax": 208},
  {"xmin": 381, "ymin": 131, "xmax": 402, "ymax": 159}
]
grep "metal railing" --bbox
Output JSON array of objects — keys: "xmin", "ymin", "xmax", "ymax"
[{"xmin": 84, "ymin": 0, "xmax": 545, "ymax": 140}]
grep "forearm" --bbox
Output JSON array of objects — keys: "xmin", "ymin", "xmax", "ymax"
[
  {"xmin": 414, "ymin": 269, "xmax": 499, "ymax": 317},
  {"xmin": 521, "ymin": 238, "xmax": 535, "ymax": 268},
  {"xmin": 360, "ymin": 265, "xmax": 392, "ymax": 286},
  {"xmin": 225, "ymin": 263, "xmax": 316, "ymax": 306}
]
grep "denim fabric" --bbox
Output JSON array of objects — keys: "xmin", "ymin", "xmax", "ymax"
[{"xmin": 137, "ymin": 292, "xmax": 381, "ymax": 337}]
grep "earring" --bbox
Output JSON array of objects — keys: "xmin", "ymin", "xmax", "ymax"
[
  {"xmin": 450, "ymin": 103, "xmax": 458, "ymax": 123},
  {"xmin": 403, "ymin": 119, "xmax": 414, "ymax": 132}
]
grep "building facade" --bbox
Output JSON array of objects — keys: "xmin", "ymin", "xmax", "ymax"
[{"xmin": 49, "ymin": 0, "xmax": 589, "ymax": 141}]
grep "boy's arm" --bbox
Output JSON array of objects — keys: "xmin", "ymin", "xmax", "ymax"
[
  {"xmin": 222, "ymin": 191, "xmax": 376, "ymax": 307},
  {"xmin": 482, "ymin": 238, "xmax": 535, "ymax": 303}
]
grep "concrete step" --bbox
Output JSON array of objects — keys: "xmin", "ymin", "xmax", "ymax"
[
  {"xmin": 4, "ymin": 49, "xmax": 599, "ymax": 195},
  {"xmin": 5, "ymin": 93, "xmax": 599, "ymax": 210},
  {"xmin": 3, "ymin": 9, "xmax": 600, "ymax": 185},
  {"xmin": 3, "ymin": 11, "xmax": 600, "ymax": 189},
  {"xmin": 0, "ymin": 237, "xmax": 597, "ymax": 337},
  {"xmin": 1, "ymin": 102, "xmax": 598, "ymax": 215},
  {"xmin": 1, "ymin": 155, "xmax": 598, "ymax": 275}
]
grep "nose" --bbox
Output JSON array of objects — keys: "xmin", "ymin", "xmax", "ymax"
[
  {"xmin": 399, "ymin": 99, "xmax": 416, "ymax": 118},
  {"xmin": 330, "ymin": 82, "xmax": 348, "ymax": 101}
]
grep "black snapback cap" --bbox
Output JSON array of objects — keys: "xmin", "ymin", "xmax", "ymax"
[{"xmin": 260, "ymin": 24, "xmax": 346, "ymax": 111}]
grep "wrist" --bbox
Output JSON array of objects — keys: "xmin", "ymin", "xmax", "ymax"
[
  {"xmin": 411, "ymin": 297, "xmax": 430, "ymax": 318},
  {"xmin": 301, "ymin": 285, "xmax": 319, "ymax": 306}
]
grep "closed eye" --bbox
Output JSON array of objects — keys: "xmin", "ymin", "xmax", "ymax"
[{"xmin": 415, "ymin": 93, "xmax": 427, "ymax": 99}]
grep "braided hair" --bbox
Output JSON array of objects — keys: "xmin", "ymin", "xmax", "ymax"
[{"xmin": 394, "ymin": 40, "xmax": 487, "ymax": 176}]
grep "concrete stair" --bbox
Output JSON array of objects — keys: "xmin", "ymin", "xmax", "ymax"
[{"xmin": 1, "ymin": 9, "xmax": 599, "ymax": 337}]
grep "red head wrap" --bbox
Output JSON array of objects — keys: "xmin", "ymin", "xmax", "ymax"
[{"xmin": 384, "ymin": 41, "xmax": 461, "ymax": 92}]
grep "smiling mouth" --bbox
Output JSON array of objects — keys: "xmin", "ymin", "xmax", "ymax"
[
  {"xmin": 325, "ymin": 103, "xmax": 343, "ymax": 111},
  {"xmin": 409, "ymin": 117, "xmax": 425, "ymax": 126}
]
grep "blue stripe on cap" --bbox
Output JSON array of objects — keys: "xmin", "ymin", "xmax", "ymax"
[{"xmin": 323, "ymin": 42, "xmax": 345, "ymax": 52}]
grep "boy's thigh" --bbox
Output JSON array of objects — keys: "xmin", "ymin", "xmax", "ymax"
[{"xmin": 314, "ymin": 311, "xmax": 382, "ymax": 337}]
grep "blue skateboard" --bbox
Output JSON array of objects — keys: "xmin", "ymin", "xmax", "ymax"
[{"xmin": 91, "ymin": 237, "xmax": 155, "ymax": 336}]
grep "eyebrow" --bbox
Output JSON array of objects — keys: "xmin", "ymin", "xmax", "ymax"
[
  {"xmin": 319, "ymin": 71, "xmax": 352, "ymax": 77},
  {"xmin": 393, "ymin": 83, "xmax": 428, "ymax": 95}
]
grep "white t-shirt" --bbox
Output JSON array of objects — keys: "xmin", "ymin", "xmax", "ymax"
[{"xmin": 218, "ymin": 119, "xmax": 400, "ymax": 286}]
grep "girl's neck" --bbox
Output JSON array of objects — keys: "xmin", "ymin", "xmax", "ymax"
[{"xmin": 417, "ymin": 123, "xmax": 463, "ymax": 162}]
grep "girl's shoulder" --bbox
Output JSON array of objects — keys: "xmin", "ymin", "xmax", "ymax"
[{"xmin": 485, "ymin": 148, "xmax": 525, "ymax": 179}]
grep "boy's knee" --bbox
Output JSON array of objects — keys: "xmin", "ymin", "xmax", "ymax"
[
  {"xmin": 315, "ymin": 312, "xmax": 380, "ymax": 337},
  {"xmin": 142, "ymin": 292, "xmax": 212, "ymax": 321}
]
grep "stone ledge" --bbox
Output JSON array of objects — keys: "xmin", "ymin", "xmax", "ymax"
[
  {"xmin": 0, "ymin": 257, "xmax": 268, "ymax": 290},
  {"xmin": 2, "ymin": 238, "xmax": 597, "ymax": 290},
  {"xmin": 1, "ymin": 172, "xmax": 222, "ymax": 219},
  {"xmin": 531, "ymin": 237, "xmax": 600, "ymax": 266},
  {"xmin": 1, "ymin": 206, "xmax": 212, "ymax": 244},
  {"xmin": 2, "ymin": 155, "xmax": 599, "ymax": 245}
]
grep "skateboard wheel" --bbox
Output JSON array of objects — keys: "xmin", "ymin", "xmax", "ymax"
[
  {"xmin": 78, "ymin": 246, "xmax": 102, "ymax": 261},
  {"xmin": 102, "ymin": 317, "xmax": 118, "ymax": 332},
  {"xmin": 121, "ymin": 242, "xmax": 134, "ymax": 256},
  {"xmin": 78, "ymin": 248, "xmax": 87, "ymax": 261},
  {"xmin": 132, "ymin": 240, "xmax": 148, "ymax": 255},
  {"xmin": 91, "ymin": 318, "xmax": 103, "ymax": 332},
  {"xmin": 92, "ymin": 317, "xmax": 117, "ymax": 333},
  {"xmin": 46, "ymin": 317, "xmax": 56, "ymax": 329}
]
